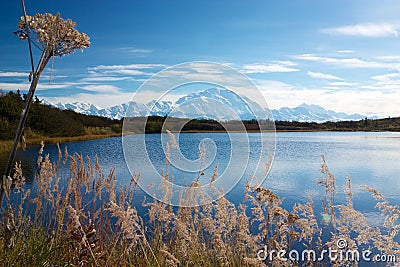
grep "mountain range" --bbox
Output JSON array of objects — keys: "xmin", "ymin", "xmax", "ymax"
[{"xmin": 45, "ymin": 88, "xmax": 376, "ymax": 123}]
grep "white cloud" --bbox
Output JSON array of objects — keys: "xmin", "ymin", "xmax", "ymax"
[
  {"xmin": 88, "ymin": 63, "xmax": 165, "ymax": 77},
  {"xmin": 323, "ymin": 23, "xmax": 400, "ymax": 37},
  {"xmin": 141, "ymin": 62, "xmax": 254, "ymax": 93},
  {"xmin": 0, "ymin": 82, "xmax": 29, "ymax": 90},
  {"xmin": 255, "ymin": 80, "xmax": 295, "ymax": 91},
  {"xmin": 128, "ymin": 48, "xmax": 152, "ymax": 53},
  {"xmin": 327, "ymin": 81, "xmax": 357, "ymax": 87},
  {"xmin": 37, "ymin": 83, "xmax": 74, "ymax": 90},
  {"xmin": 241, "ymin": 62, "xmax": 299, "ymax": 74},
  {"xmin": 89, "ymin": 64, "xmax": 165, "ymax": 71},
  {"xmin": 361, "ymin": 84, "xmax": 400, "ymax": 90},
  {"xmin": 108, "ymin": 69, "xmax": 149, "ymax": 75},
  {"xmin": 80, "ymin": 76, "xmax": 131, "ymax": 82},
  {"xmin": 119, "ymin": 47, "xmax": 153, "ymax": 54},
  {"xmin": 0, "ymin": 71, "xmax": 29, "ymax": 77},
  {"xmin": 0, "ymin": 82, "xmax": 73, "ymax": 91},
  {"xmin": 366, "ymin": 72, "xmax": 400, "ymax": 89},
  {"xmin": 295, "ymin": 54, "xmax": 399, "ymax": 69},
  {"xmin": 80, "ymin": 84, "xmax": 122, "ymax": 93},
  {"xmin": 337, "ymin": 50, "xmax": 355, "ymax": 53},
  {"xmin": 371, "ymin": 72, "xmax": 400, "ymax": 82},
  {"xmin": 307, "ymin": 71, "xmax": 343, "ymax": 80},
  {"xmin": 377, "ymin": 56, "xmax": 400, "ymax": 61},
  {"xmin": 183, "ymin": 62, "xmax": 227, "ymax": 74},
  {"xmin": 274, "ymin": 61, "xmax": 298, "ymax": 66}
]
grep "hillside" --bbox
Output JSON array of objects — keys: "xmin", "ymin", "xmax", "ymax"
[{"xmin": 0, "ymin": 90, "xmax": 122, "ymax": 142}]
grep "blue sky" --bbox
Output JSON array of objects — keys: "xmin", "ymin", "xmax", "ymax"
[{"xmin": 0, "ymin": 0, "xmax": 399, "ymax": 116}]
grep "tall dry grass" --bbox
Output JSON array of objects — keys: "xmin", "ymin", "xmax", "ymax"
[{"xmin": 0, "ymin": 141, "xmax": 399, "ymax": 266}]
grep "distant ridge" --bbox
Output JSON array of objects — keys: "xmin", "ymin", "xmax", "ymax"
[
  {"xmin": 271, "ymin": 103, "xmax": 377, "ymax": 122},
  {"xmin": 45, "ymin": 88, "xmax": 379, "ymax": 122}
]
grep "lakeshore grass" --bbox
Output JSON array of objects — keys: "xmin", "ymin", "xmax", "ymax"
[
  {"xmin": 0, "ymin": 125, "xmax": 122, "ymax": 154},
  {"xmin": 0, "ymin": 140, "xmax": 399, "ymax": 266}
]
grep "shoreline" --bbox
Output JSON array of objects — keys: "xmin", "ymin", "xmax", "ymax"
[
  {"xmin": 0, "ymin": 133, "xmax": 122, "ymax": 154},
  {"xmin": 2, "ymin": 129, "xmax": 399, "ymax": 154},
  {"xmin": 158, "ymin": 129, "xmax": 400, "ymax": 133}
]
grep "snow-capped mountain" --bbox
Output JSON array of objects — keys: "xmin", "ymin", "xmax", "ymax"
[
  {"xmin": 46, "ymin": 88, "xmax": 271, "ymax": 121},
  {"xmin": 170, "ymin": 87, "xmax": 266, "ymax": 120},
  {"xmin": 51, "ymin": 101, "xmax": 102, "ymax": 116},
  {"xmin": 271, "ymin": 103, "xmax": 373, "ymax": 122},
  {"xmin": 146, "ymin": 100, "xmax": 173, "ymax": 117},
  {"xmin": 98, "ymin": 103, "xmax": 142, "ymax": 118},
  {"xmin": 45, "ymin": 88, "xmax": 376, "ymax": 122}
]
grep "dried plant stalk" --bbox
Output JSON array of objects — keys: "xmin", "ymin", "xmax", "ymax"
[{"xmin": 2, "ymin": 11, "xmax": 90, "ymax": 201}]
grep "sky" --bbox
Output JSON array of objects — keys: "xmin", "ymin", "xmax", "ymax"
[{"xmin": 0, "ymin": 0, "xmax": 399, "ymax": 117}]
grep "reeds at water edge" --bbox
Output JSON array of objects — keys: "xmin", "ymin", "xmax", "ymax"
[{"xmin": 0, "ymin": 142, "xmax": 399, "ymax": 266}]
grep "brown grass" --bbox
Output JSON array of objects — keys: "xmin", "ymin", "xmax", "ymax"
[
  {"xmin": 0, "ymin": 133, "xmax": 121, "ymax": 154},
  {"xmin": 0, "ymin": 141, "xmax": 399, "ymax": 266}
]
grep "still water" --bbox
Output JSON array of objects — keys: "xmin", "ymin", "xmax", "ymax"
[{"xmin": 2, "ymin": 131, "xmax": 400, "ymax": 222}]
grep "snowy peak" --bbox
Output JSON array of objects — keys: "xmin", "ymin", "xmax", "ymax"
[
  {"xmin": 44, "ymin": 89, "xmax": 377, "ymax": 122},
  {"xmin": 298, "ymin": 103, "xmax": 327, "ymax": 114},
  {"xmin": 146, "ymin": 100, "xmax": 173, "ymax": 116},
  {"xmin": 172, "ymin": 88, "xmax": 267, "ymax": 120},
  {"xmin": 272, "ymin": 103, "xmax": 374, "ymax": 122},
  {"xmin": 50, "ymin": 102, "xmax": 101, "ymax": 115},
  {"xmin": 176, "ymin": 87, "xmax": 234, "ymax": 106}
]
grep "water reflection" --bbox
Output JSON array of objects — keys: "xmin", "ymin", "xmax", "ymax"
[{"xmin": 1, "ymin": 132, "xmax": 400, "ymax": 211}]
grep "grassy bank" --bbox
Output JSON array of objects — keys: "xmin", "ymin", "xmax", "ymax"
[{"xmin": 0, "ymin": 132, "xmax": 121, "ymax": 154}]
